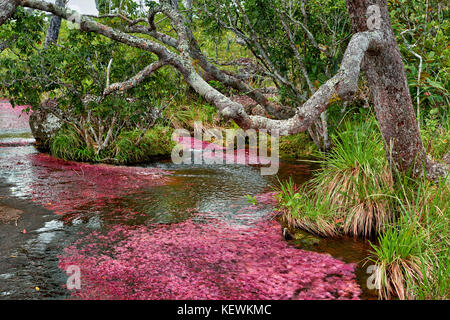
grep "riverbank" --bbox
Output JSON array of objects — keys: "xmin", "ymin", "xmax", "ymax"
[
  {"xmin": 276, "ymin": 120, "xmax": 449, "ymax": 300},
  {"xmin": 0, "ymin": 180, "xmax": 66, "ymax": 299}
]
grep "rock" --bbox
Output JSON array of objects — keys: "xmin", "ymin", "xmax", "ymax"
[
  {"xmin": 29, "ymin": 99, "xmax": 62, "ymax": 151},
  {"xmin": 291, "ymin": 229, "xmax": 322, "ymax": 249},
  {"xmin": 0, "ymin": 204, "xmax": 23, "ymax": 224}
]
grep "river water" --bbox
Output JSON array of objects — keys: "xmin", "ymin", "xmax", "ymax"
[{"xmin": 0, "ymin": 101, "xmax": 378, "ymax": 300}]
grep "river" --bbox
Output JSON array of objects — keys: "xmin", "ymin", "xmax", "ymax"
[{"xmin": 0, "ymin": 100, "xmax": 377, "ymax": 299}]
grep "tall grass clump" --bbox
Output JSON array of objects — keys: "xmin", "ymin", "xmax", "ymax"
[
  {"xmin": 311, "ymin": 120, "xmax": 395, "ymax": 237},
  {"xmin": 50, "ymin": 126, "xmax": 95, "ymax": 162},
  {"xmin": 276, "ymin": 119, "xmax": 395, "ymax": 238},
  {"xmin": 370, "ymin": 175, "xmax": 449, "ymax": 300},
  {"xmin": 275, "ymin": 177, "xmax": 339, "ymax": 237}
]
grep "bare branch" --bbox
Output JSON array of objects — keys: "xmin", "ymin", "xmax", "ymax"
[
  {"xmin": 103, "ymin": 59, "xmax": 167, "ymax": 97},
  {"xmin": 401, "ymin": 29, "xmax": 423, "ymax": 129},
  {"xmin": 106, "ymin": 58, "xmax": 113, "ymax": 89}
]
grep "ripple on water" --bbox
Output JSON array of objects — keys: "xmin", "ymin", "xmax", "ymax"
[{"xmin": 0, "ymin": 101, "xmax": 367, "ymax": 300}]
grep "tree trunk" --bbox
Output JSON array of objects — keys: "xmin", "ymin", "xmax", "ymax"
[
  {"xmin": 44, "ymin": 0, "xmax": 65, "ymax": 49},
  {"xmin": 0, "ymin": 0, "xmax": 18, "ymax": 26},
  {"xmin": 346, "ymin": 0, "xmax": 426, "ymax": 175}
]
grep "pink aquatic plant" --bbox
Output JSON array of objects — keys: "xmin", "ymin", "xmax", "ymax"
[
  {"xmin": 59, "ymin": 217, "xmax": 361, "ymax": 300},
  {"xmin": 0, "ymin": 151, "xmax": 173, "ymax": 219},
  {"xmin": 0, "ymin": 101, "xmax": 31, "ymax": 131}
]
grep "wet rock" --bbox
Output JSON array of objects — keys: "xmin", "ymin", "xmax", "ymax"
[
  {"xmin": 29, "ymin": 99, "xmax": 62, "ymax": 151},
  {"xmin": 291, "ymin": 230, "xmax": 322, "ymax": 249},
  {"xmin": 0, "ymin": 204, "xmax": 23, "ymax": 224}
]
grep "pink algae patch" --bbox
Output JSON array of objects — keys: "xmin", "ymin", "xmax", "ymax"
[
  {"xmin": 177, "ymin": 136, "xmax": 226, "ymax": 151},
  {"xmin": 0, "ymin": 101, "xmax": 31, "ymax": 131},
  {"xmin": 59, "ymin": 218, "xmax": 361, "ymax": 300},
  {"xmin": 30, "ymin": 154, "xmax": 173, "ymax": 215},
  {"xmin": 177, "ymin": 137, "xmax": 274, "ymax": 165},
  {"xmin": 254, "ymin": 192, "xmax": 279, "ymax": 205},
  {"xmin": 0, "ymin": 150, "xmax": 172, "ymax": 217}
]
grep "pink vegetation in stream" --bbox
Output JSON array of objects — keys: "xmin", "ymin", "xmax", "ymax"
[
  {"xmin": 59, "ymin": 217, "xmax": 361, "ymax": 300},
  {"xmin": 29, "ymin": 154, "xmax": 173, "ymax": 216},
  {"xmin": 177, "ymin": 136, "xmax": 275, "ymax": 165},
  {"xmin": 0, "ymin": 151, "xmax": 172, "ymax": 218},
  {"xmin": 0, "ymin": 101, "xmax": 31, "ymax": 131}
]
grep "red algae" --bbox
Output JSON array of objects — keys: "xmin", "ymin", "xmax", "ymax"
[
  {"xmin": 0, "ymin": 101, "xmax": 31, "ymax": 132},
  {"xmin": 32, "ymin": 154, "xmax": 172, "ymax": 215},
  {"xmin": 59, "ymin": 216, "xmax": 361, "ymax": 300},
  {"xmin": 0, "ymin": 151, "xmax": 173, "ymax": 219}
]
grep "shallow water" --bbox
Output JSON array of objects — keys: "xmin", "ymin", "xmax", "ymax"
[{"xmin": 0, "ymin": 102, "xmax": 378, "ymax": 300}]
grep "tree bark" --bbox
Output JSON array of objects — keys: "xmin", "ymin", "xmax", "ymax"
[
  {"xmin": 5, "ymin": 0, "xmax": 447, "ymax": 178},
  {"xmin": 44, "ymin": 0, "xmax": 65, "ymax": 49},
  {"xmin": 346, "ymin": 0, "xmax": 426, "ymax": 175},
  {"xmin": 0, "ymin": 0, "xmax": 18, "ymax": 26}
]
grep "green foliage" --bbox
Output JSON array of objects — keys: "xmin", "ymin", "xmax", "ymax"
[
  {"xmin": 165, "ymin": 101, "xmax": 223, "ymax": 132},
  {"xmin": 389, "ymin": 0, "xmax": 449, "ymax": 123},
  {"xmin": 51, "ymin": 126, "xmax": 96, "ymax": 162},
  {"xmin": 277, "ymin": 119, "xmax": 449, "ymax": 299},
  {"xmin": 276, "ymin": 120, "xmax": 394, "ymax": 238},
  {"xmin": 279, "ymin": 132, "xmax": 317, "ymax": 160},
  {"xmin": 199, "ymin": 0, "xmax": 351, "ymax": 104},
  {"xmin": 274, "ymin": 177, "xmax": 338, "ymax": 237},
  {"xmin": 114, "ymin": 126, "xmax": 175, "ymax": 164},
  {"xmin": 51, "ymin": 125, "xmax": 175, "ymax": 164},
  {"xmin": 370, "ymin": 174, "xmax": 449, "ymax": 300},
  {"xmin": 245, "ymin": 195, "xmax": 258, "ymax": 205},
  {"xmin": 421, "ymin": 118, "xmax": 450, "ymax": 161}
]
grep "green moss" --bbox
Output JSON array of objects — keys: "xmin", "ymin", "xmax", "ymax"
[
  {"xmin": 114, "ymin": 126, "xmax": 175, "ymax": 164},
  {"xmin": 279, "ymin": 132, "xmax": 318, "ymax": 160}
]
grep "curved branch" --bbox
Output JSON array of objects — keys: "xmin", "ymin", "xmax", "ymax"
[
  {"xmin": 103, "ymin": 59, "xmax": 167, "ymax": 96},
  {"xmin": 221, "ymin": 31, "xmax": 384, "ymax": 133},
  {"xmin": 19, "ymin": 0, "xmax": 383, "ymax": 138}
]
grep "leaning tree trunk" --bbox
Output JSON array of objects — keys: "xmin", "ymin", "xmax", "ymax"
[
  {"xmin": 346, "ymin": 0, "xmax": 426, "ymax": 175},
  {"xmin": 44, "ymin": 0, "xmax": 65, "ymax": 49},
  {"xmin": 0, "ymin": 0, "xmax": 18, "ymax": 26}
]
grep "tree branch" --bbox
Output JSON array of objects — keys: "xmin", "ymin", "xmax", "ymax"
[
  {"xmin": 103, "ymin": 59, "xmax": 167, "ymax": 96},
  {"xmin": 18, "ymin": 0, "xmax": 383, "ymax": 138}
]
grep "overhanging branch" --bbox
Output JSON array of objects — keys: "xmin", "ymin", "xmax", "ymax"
[
  {"xmin": 18, "ymin": 0, "xmax": 383, "ymax": 137},
  {"xmin": 103, "ymin": 59, "xmax": 167, "ymax": 97}
]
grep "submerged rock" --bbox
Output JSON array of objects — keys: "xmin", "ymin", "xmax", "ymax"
[
  {"xmin": 291, "ymin": 229, "xmax": 322, "ymax": 249},
  {"xmin": 29, "ymin": 99, "xmax": 62, "ymax": 151}
]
